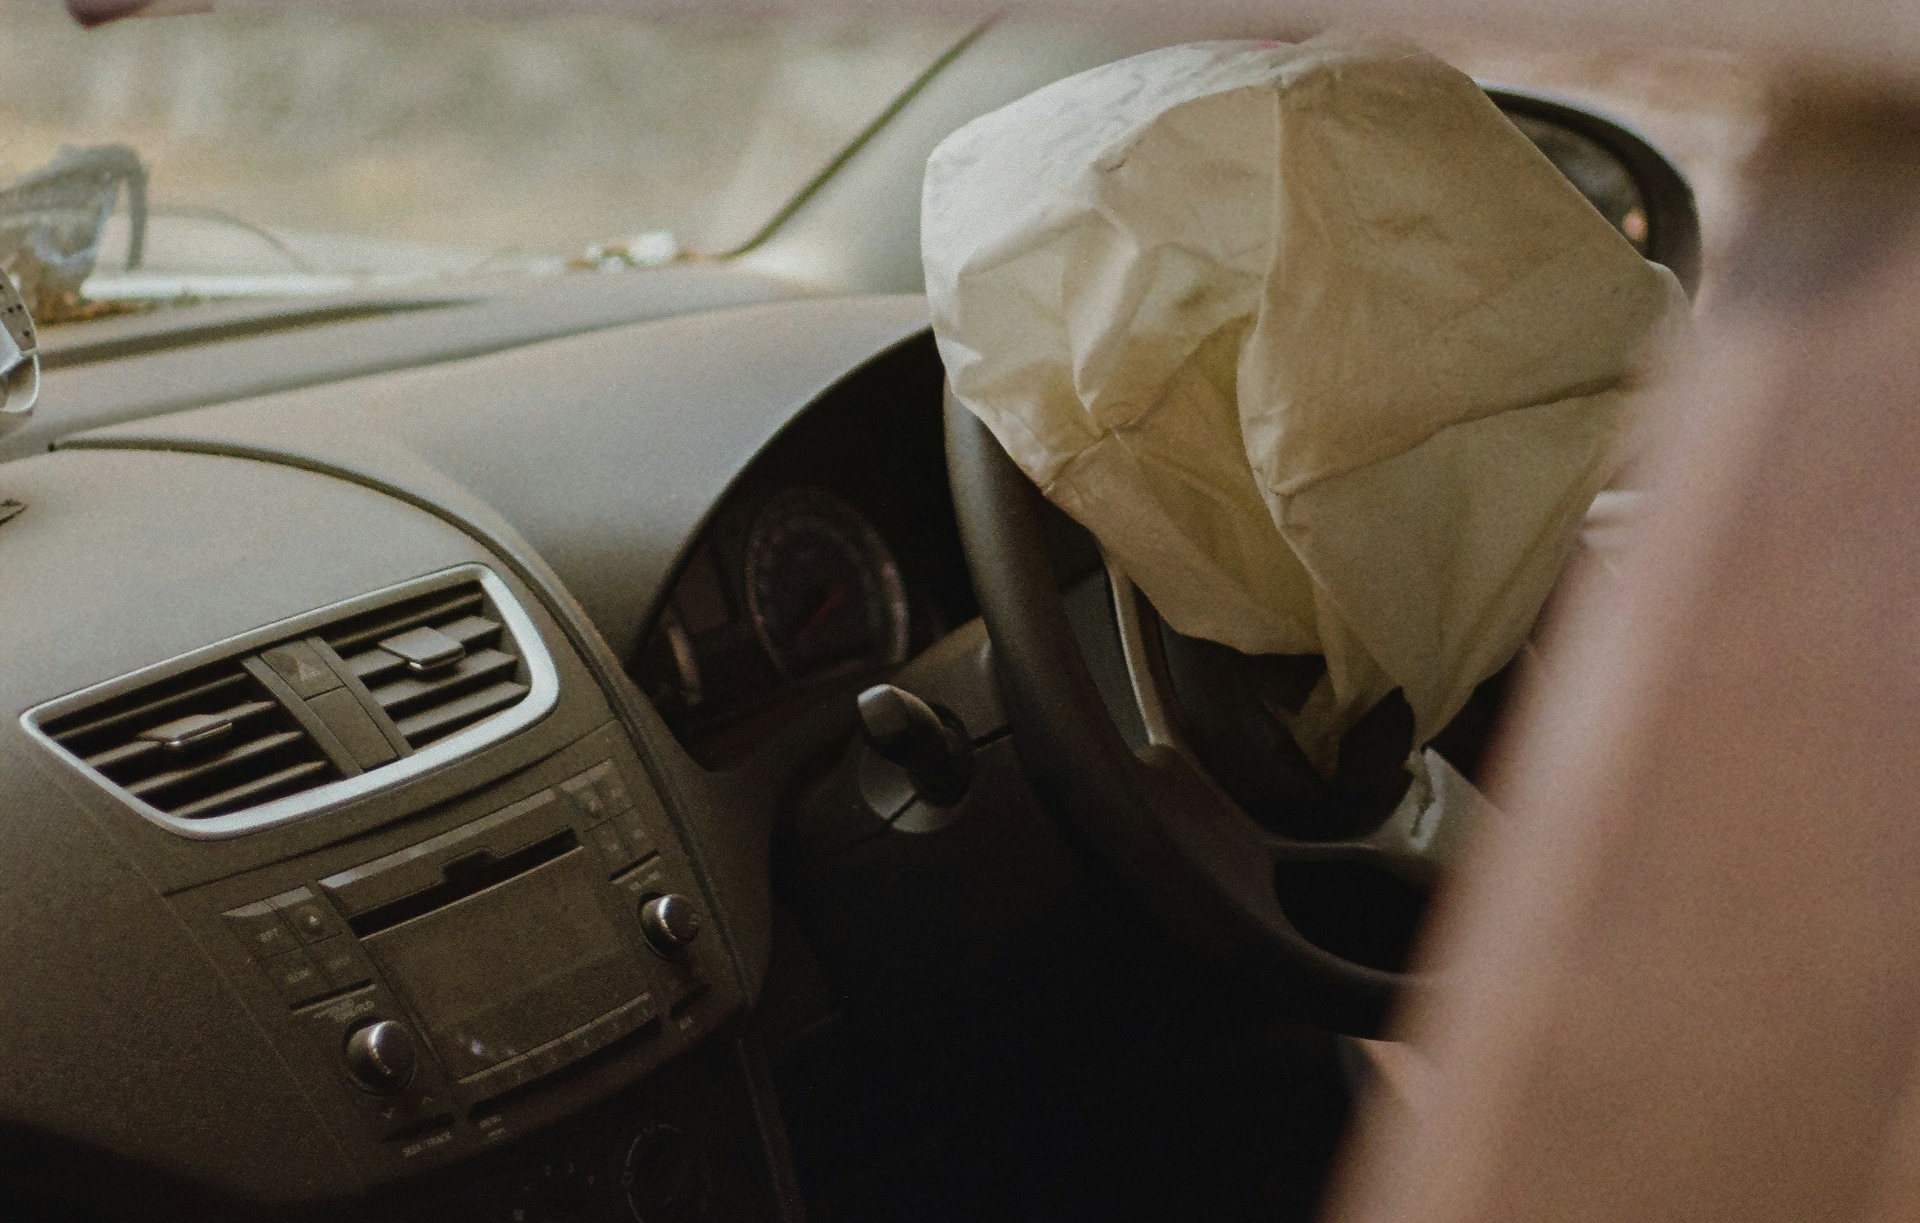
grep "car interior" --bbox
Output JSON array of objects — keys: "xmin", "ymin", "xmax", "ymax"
[{"xmin": 0, "ymin": 9, "xmax": 1720, "ymax": 1222}]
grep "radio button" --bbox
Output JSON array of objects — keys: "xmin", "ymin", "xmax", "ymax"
[
  {"xmin": 610, "ymin": 807, "xmax": 656, "ymax": 862},
  {"xmin": 585, "ymin": 821, "xmax": 630, "ymax": 868},
  {"xmin": 363, "ymin": 1087, "xmax": 449, "ymax": 1141},
  {"xmin": 460, "ymin": 1054, "xmax": 518, "ymax": 1096},
  {"xmin": 461, "ymin": 1041, "xmax": 549, "ymax": 1097},
  {"xmin": 310, "ymin": 936, "xmax": 372, "ymax": 991},
  {"xmin": 263, "ymin": 946, "xmax": 329, "ymax": 1006},
  {"xmin": 556, "ymin": 1026, "xmax": 599, "ymax": 1065},
  {"xmin": 596, "ymin": 768, "xmax": 633, "ymax": 815},
  {"xmin": 270, "ymin": 887, "xmax": 346, "ymax": 944},
  {"xmin": 223, "ymin": 901, "xmax": 297, "ymax": 960},
  {"xmin": 566, "ymin": 1015, "xmax": 617, "ymax": 1061},
  {"xmin": 561, "ymin": 763, "xmax": 616, "ymax": 822},
  {"xmin": 524, "ymin": 1040, "xmax": 571, "ymax": 1081}
]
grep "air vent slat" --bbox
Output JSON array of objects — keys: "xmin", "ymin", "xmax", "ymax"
[
  {"xmin": 437, "ymin": 615, "xmax": 503, "ymax": 647},
  {"xmin": 48, "ymin": 671, "xmax": 255, "ymax": 752},
  {"xmin": 84, "ymin": 698, "xmax": 278, "ymax": 771},
  {"xmin": 344, "ymin": 647, "xmax": 397, "ymax": 684},
  {"xmin": 394, "ymin": 679, "xmax": 530, "ymax": 746},
  {"xmin": 125, "ymin": 730, "xmax": 309, "ymax": 800},
  {"xmin": 83, "ymin": 738, "xmax": 161, "ymax": 772},
  {"xmin": 344, "ymin": 614, "xmax": 503, "ymax": 685},
  {"xmin": 370, "ymin": 648, "xmax": 519, "ymax": 715},
  {"xmin": 324, "ymin": 591, "xmax": 486, "ymax": 657},
  {"xmin": 168, "ymin": 759, "xmax": 335, "ymax": 820}
]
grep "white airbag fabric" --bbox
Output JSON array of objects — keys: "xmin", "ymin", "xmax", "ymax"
[{"xmin": 922, "ymin": 35, "xmax": 1682, "ymax": 768}]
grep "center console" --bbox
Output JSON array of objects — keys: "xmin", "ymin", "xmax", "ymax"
[
  {"xmin": 0, "ymin": 448, "xmax": 775, "ymax": 1216},
  {"xmin": 176, "ymin": 721, "xmax": 731, "ymax": 1178},
  {"xmin": 17, "ymin": 555, "xmax": 749, "ymax": 1183}
]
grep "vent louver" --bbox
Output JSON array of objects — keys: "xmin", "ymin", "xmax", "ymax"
[
  {"xmin": 38, "ymin": 659, "xmax": 337, "ymax": 821},
  {"xmin": 24, "ymin": 566, "xmax": 559, "ymax": 840},
  {"xmin": 320, "ymin": 581, "xmax": 532, "ymax": 750}
]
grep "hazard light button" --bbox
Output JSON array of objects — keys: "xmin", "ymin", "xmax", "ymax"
[{"xmin": 262, "ymin": 642, "xmax": 343, "ymax": 698}]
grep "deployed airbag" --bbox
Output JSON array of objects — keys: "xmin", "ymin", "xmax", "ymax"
[{"xmin": 923, "ymin": 35, "xmax": 1683, "ymax": 768}]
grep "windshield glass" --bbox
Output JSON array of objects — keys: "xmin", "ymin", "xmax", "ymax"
[{"xmin": 0, "ymin": 3, "xmax": 964, "ymax": 306}]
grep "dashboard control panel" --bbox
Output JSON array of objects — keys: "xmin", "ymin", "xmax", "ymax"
[{"xmin": 177, "ymin": 722, "xmax": 735, "ymax": 1179}]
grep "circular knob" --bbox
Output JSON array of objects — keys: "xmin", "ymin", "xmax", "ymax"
[
  {"xmin": 639, "ymin": 894, "xmax": 700, "ymax": 957},
  {"xmin": 344, "ymin": 1019, "xmax": 416, "ymax": 1093}
]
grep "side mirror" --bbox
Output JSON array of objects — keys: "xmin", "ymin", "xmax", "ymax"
[
  {"xmin": 0, "ymin": 269, "xmax": 41, "ymax": 439},
  {"xmin": 1490, "ymin": 88, "xmax": 1704, "ymax": 298}
]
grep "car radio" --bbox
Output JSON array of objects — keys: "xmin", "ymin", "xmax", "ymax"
[{"xmin": 174, "ymin": 722, "xmax": 731, "ymax": 1177}]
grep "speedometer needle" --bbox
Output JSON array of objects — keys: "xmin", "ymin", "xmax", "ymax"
[{"xmin": 791, "ymin": 585, "xmax": 850, "ymax": 647}]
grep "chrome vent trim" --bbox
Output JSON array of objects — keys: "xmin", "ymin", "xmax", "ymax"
[{"xmin": 21, "ymin": 565, "xmax": 559, "ymax": 840}]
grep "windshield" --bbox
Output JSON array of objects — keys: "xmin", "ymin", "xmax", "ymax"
[{"xmin": 0, "ymin": 3, "xmax": 965, "ymax": 307}]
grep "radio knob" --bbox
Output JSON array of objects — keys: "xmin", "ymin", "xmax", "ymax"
[
  {"xmin": 344, "ymin": 1019, "xmax": 417, "ymax": 1094},
  {"xmin": 639, "ymin": 894, "xmax": 700, "ymax": 956}
]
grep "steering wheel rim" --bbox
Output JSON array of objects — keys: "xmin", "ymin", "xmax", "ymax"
[{"xmin": 945, "ymin": 390, "xmax": 1425, "ymax": 1035}]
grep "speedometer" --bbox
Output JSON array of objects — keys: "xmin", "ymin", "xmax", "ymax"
[{"xmin": 742, "ymin": 487, "xmax": 911, "ymax": 679}]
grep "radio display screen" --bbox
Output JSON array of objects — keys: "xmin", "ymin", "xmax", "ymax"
[{"xmin": 362, "ymin": 847, "xmax": 648, "ymax": 1080}]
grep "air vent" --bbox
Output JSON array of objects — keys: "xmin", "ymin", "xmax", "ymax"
[
  {"xmin": 318, "ymin": 581, "xmax": 533, "ymax": 750},
  {"xmin": 23, "ymin": 565, "xmax": 560, "ymax": 840},
  {"xmin": 36, "ymin": 658, "xmax": 337, "ymax": 821}
]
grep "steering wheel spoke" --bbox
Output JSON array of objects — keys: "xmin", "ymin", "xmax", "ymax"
[
  {"xmin": 1103, "ymin": 557, "xmax": 1185, "ymax": 752},
  {"xmin": 1103, "ymin": 546, "xmax": 1494, "ymax": 885},
  {"xmin": 1259, "ymin": 749, "xmax": 1490, "ymax": 887}
]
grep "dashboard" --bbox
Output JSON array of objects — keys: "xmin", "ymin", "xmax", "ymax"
[
  {"xmin": 0, "ymin": 281, "xmax": 940, "ymax": 1220},
  {"xmin": 0, "ymin": 444, "xmax": 742, "ymax": 1215}
]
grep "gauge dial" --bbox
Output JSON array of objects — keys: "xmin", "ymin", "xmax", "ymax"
[{"xmin": 743, "ymin": 488, "xmax": 910, "ymax": 679}]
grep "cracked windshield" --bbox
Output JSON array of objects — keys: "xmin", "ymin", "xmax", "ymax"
[{"xmin": 0, "ymin": 2, "xmax": 963, "ymax": 321}]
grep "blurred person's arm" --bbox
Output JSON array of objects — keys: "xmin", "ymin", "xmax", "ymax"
[{"xmin": 1329, "ymin": 86, "xmax": 1920, "ymax": 1223}]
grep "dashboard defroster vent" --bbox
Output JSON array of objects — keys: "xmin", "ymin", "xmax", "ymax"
[
  {"xmin": 36, "ymin": 659, "xmax": 337, "ymax": 821},
  {"xmin": 22, "ymin": 566, "xmax": 560, "ymax": 840}
]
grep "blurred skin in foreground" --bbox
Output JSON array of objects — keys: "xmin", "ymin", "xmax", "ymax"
[{"xmin": 1329, "ymin": 90, "xmax": 1920, "ymax": 1223}]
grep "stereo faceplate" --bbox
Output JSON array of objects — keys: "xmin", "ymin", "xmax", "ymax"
[{"xmin": 177, "ymin": 722, "xmax": 733, "ymax": 1178}]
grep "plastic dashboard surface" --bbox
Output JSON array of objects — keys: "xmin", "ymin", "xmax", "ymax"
[
  {"xmin": 60, "ymin": 293, "xmax": 933, "ymax": 661},
  {"xmin": 0, "ymin": 287, "xmax": 937, "ymax": 1210},
  {"xmin": 0, "ymin": 446, "xmax": 740, "ymax": 1208},
  {"xmin": 0, "ymin": 264, "xmax": 804, "ymax": 463}
]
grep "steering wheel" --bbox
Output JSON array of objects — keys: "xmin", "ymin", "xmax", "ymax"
[{"xmin": 945, "ymin": 392, "xmax": 1486, "ymax": 1035}]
